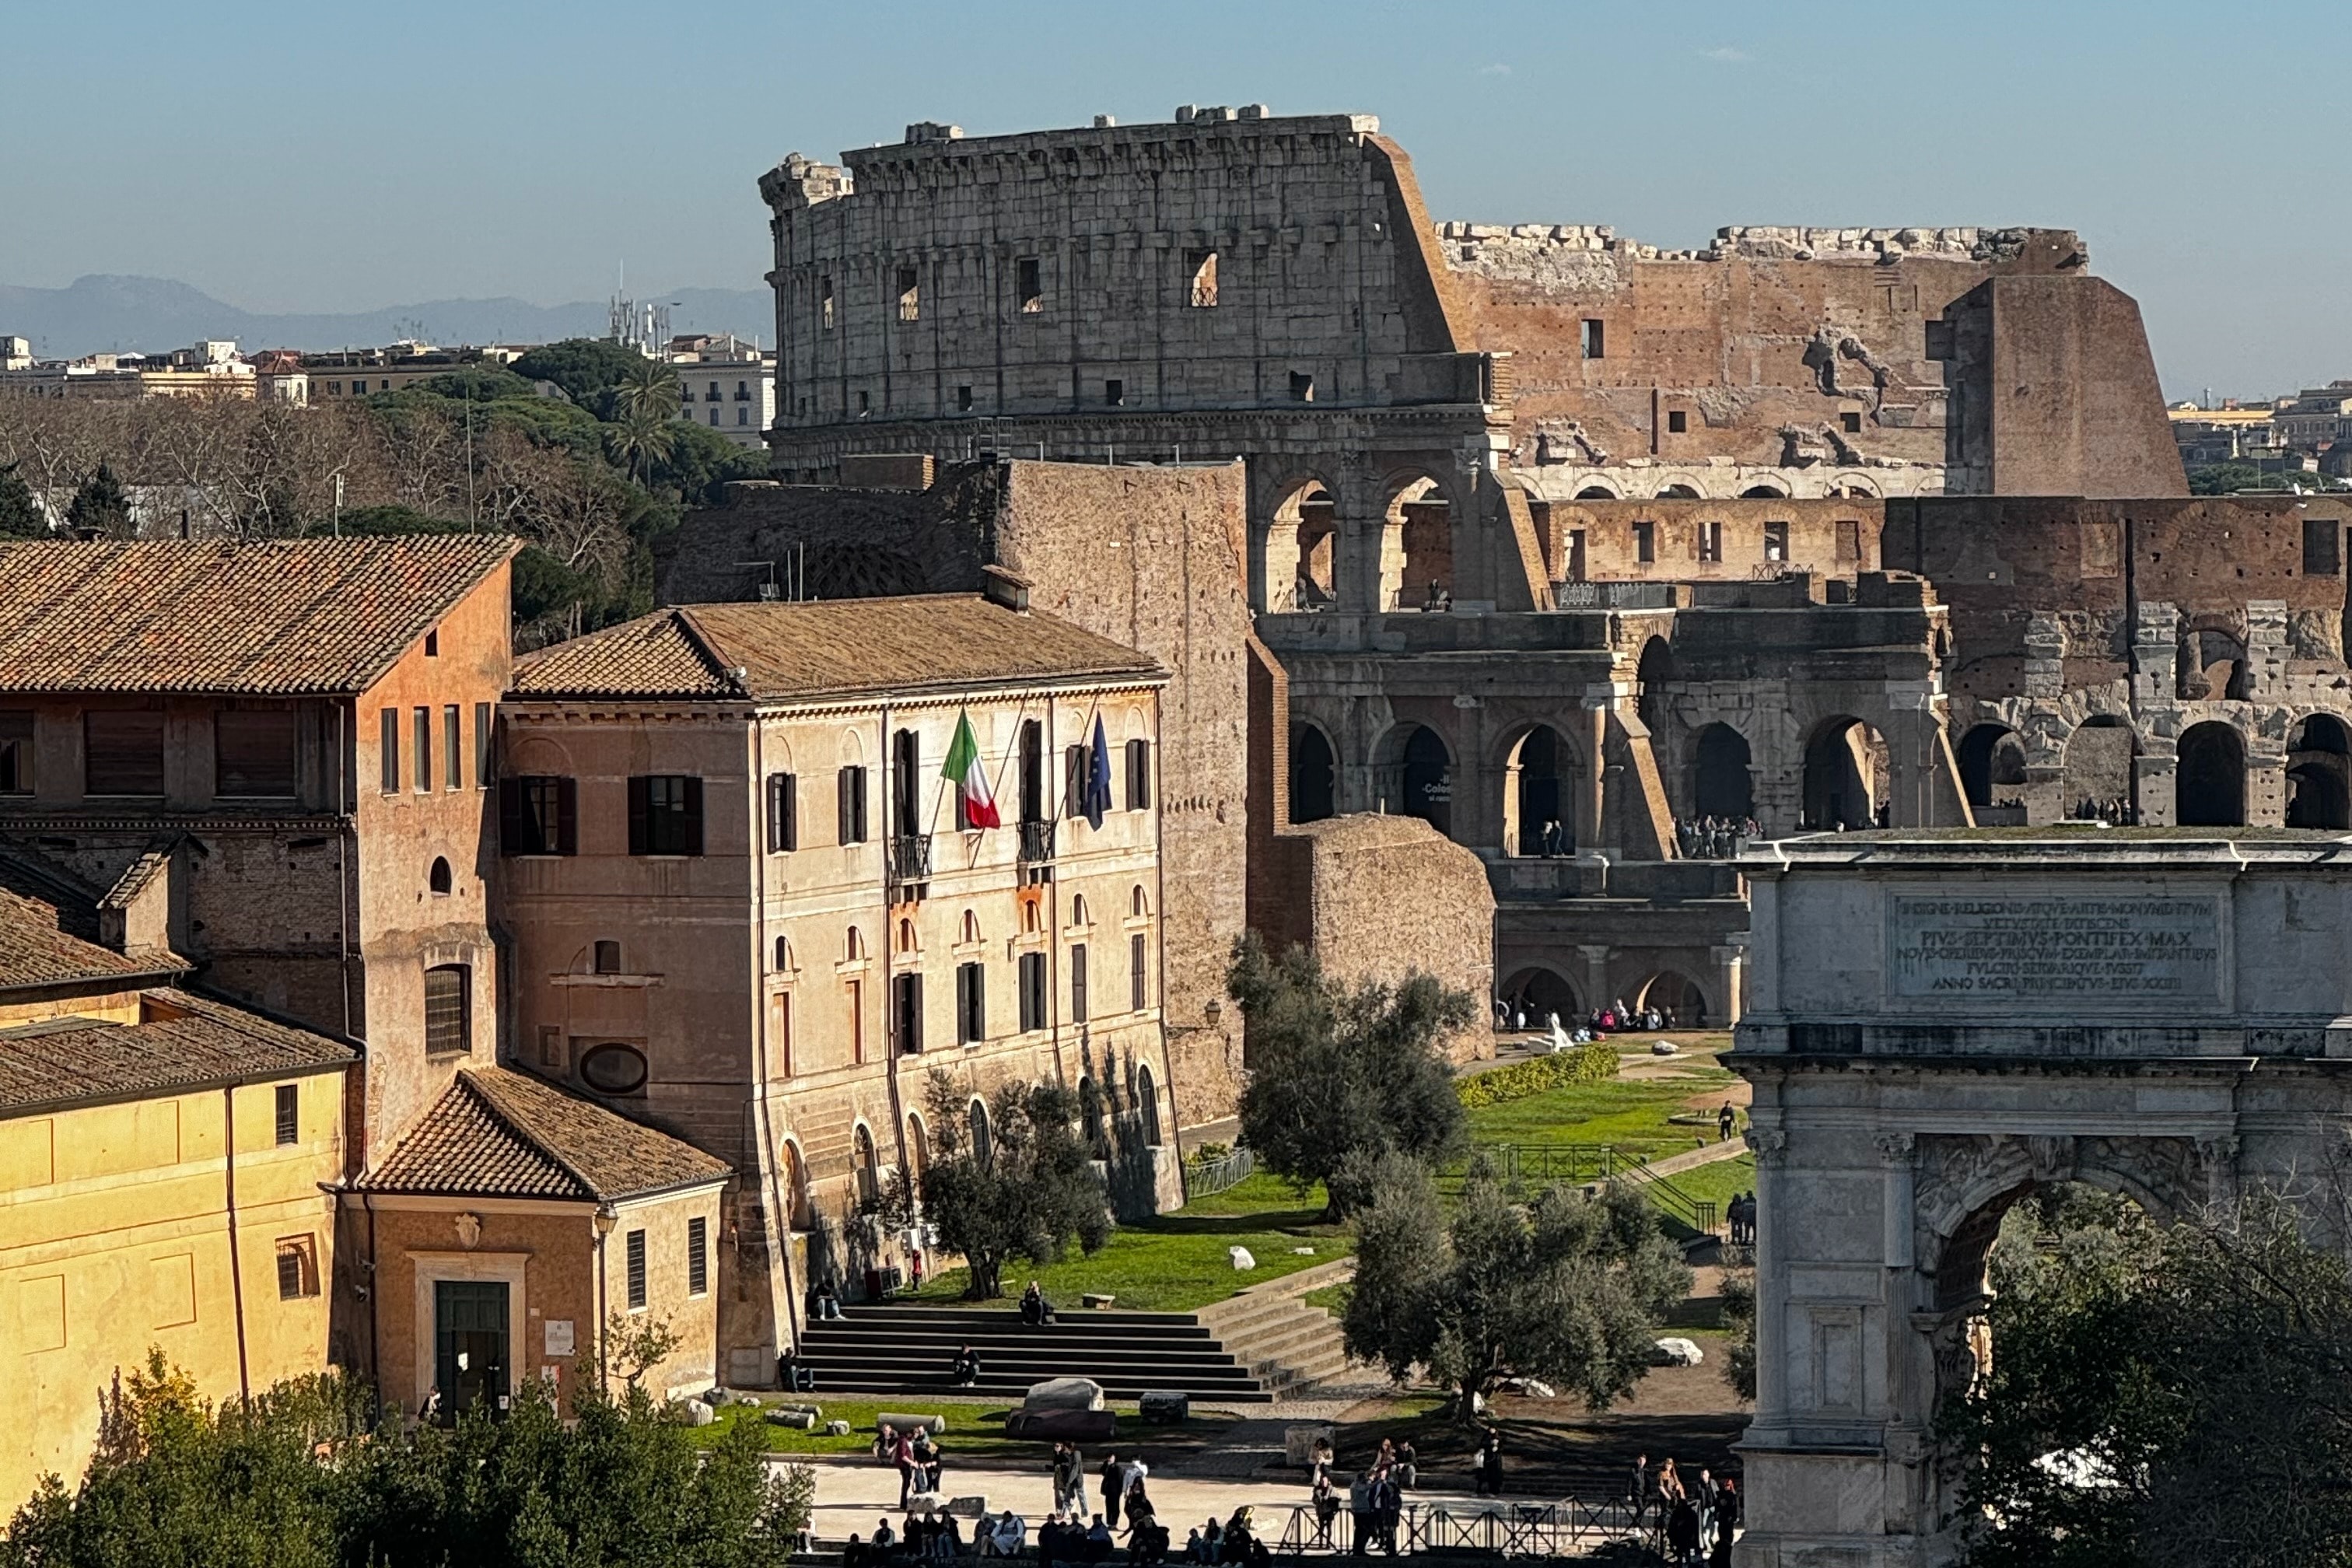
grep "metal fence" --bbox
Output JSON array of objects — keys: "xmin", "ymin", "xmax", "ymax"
[
  {"xmin": 1183, "ymin": 1146, "xmax": 1257, "ymax": 1201},
  {"xmin": 1269, "ymin": 1494, "xmax": 1656, "ymax": 1559},
  {"xmin": 1551, "ymin": 580, "xmax": 1678, "ymax": 611}
]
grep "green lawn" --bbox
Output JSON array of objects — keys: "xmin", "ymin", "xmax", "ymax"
[
  {"xmin": 908, "ymin": 1172, "xmax": 1349, "ymax": 1313},
  {"xmin": 1461, "ymin": 1054, "xmax": 1738, "ymax": 1166},
  {"xmin": 689, "ymin": 1395, "xmax": 1241, "ymax": 1462}
]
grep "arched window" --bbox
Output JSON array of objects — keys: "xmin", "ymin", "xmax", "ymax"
[
  {"xmin": 853, "ymin": 1124, "xmax": 880, "ymax": 1209},
  {"xmin": 961, "ymin": 910, "xmax": 981, "ymax": 944},
  {"xmin": 906, "ymin": 1114, "xmax": 930, "ymax": 1178},
  {"xmin": 968, "ymin": 1099, "xmax": 992, "ymax": 1164},
  {"xmin": 429, "ymin": 856, "xmax": 452, "ymax": 896},
  {"xmin": 845, "ymin": 926, "xmax": 866, "ymax": 961},
  {"xmin": 781, "ymin": 1139, "xmax": 812, "ymax": 1230},
  {"xmin": 2177, "ymin": 722, "xmax": 2245, "ymax": 827},
  {"xmin": 1131, "ymin": 885, "xmax": 1149, "ymax": 918},
  {"xmin": 1289, "ymin": 723, "xmax": 1337, "ymax": 823},
  {"xmin": 1070, "ymin": 894, "xmax": 1090, "ymax": 927},
  {"xmin": 1022, "ymin": 901, "xmax": 1041, "ymax": 934},
  {"xmin": 898, "ymin": 917, "xmax": 917, "ymax": 952},
  {"xmin": 773, "ymin": 934, "xmax": 792, "ymax": 971},
  {"xmin": 1138, "ymin": 1064, "xmax": 1162, "ymax": 1147}
]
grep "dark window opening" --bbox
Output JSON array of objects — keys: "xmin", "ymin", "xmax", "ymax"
[
  {"xmin": 1104, "ymin": 379, "xmax": 1124, "ymax": 406},
  {"xmin": 625, "ymin": 1229, "xmax": 647, "ymax": 1311},
  {"xmin": 424, "ymin": 964, "xmax": 471, "ymax": 1056},
  {"xmin": 215, "ymin": 709, "xmax": 297, "ymax": 798},
  {"xmin": 628, "ymin": 775, "xmax": 705, "ymax": 856},
  {"xmin": 897, "ymin": 265, "xmax": 919, "ymax": 321},
  {"xmin": 593, "ymin": 940, "xmax": 621, "ymax": 975},
  {"xmin": 1125, "ymin": 738, "xmax": 1151, "ymax": 810},
  {"xmin": 1018, "ymin": 950, "xmax": 1047, "ymax": 1032},
  {"xmin": 424, "ymin": 629, "xmax": 439, "ymax": 658},
  {"xmin": 1019, "ymin": 720, "xmax": 1045, "ymax": 824},
  {"xmin": 1187, "ymin": 249, "xmax": 1219, "ymax": 308},
  {"xmin": 444, "ymin": 705, "xmax": 461, "ymax": 790},
  {"xmin": 957, "ymin": 385, "xmax": 973, "ymax": 412},
  {"xmin": 1666, "ymin": 409, "xmax": 1687, "ymax": 434},
  {"xmin": 429, "ymin": 856, "xmax": 452, "ymax": 896},
  {"xmin": 2305, "ymin": 517, "xmax": 2343, "ymax": 576},
  {"xmin": 1841, "ymin": 410, "xmax": 1864, "ymax": 435},
  {"xmin": 838, "ymin": 765, "xmax": 870, "ymax": 843},
  {"xmin": 891, "ymin": 730, "xmax": 922, "ymax": 836},
  {"xmin": 1698, "ymin": 520, "xmax": 1724, "ymax": 564},
  {"xmin": 687, "ymin": 1216, "xmax": 709, "ymax": 1297},
  {"xmin": 474, "ymin": 704, "xmax": 492, "ymax": 788},
  {"xmin": 1289, "ymin": 371, "xmax": 1314, "ymax": 403},
  {"xmin": 1580, "ymin": 318, "xmax": 1605, "ymax": 359},
  {"xmin": 1017, "ymin": 256, "xmax": 1042, "ymax": 313},
  {"xmin": 274, "ymin": 1084, "xmax": 299, "ymax": 1146},
  {"xmin": 499, "ymin": 775, "xmax": 577, "ymax": 856},
  {"xmin": 1633, "ymin": 520, "xmax": 1656, "ymax": 564},
  {"xmin": 820, "ymin": 275, "xmax": 835, "ymax": 329},
  {"xmin": 87, "ymin": 710, "xmax": 165, "ymax": 797},
  {"xmin": 893, "ymin": 971, "xmax": 924, "ymax": 1055},
  {"xmin": 1071, "ymin": 943, "xmax": 1089, "ymax": 1024},
  {"xmin": 957, "ymin": 961, "xmax": 986, "ymax": 1044},
  {"xmin": 379, "ymin": 709, "xmax": 398, "ymax": 793},
  {"xmin": 1130, "ymin": 932, "xmax": 1148, "ymax": 1011},
  {"xmin": 767, "ymin": 772, "xmax": 799, "ymax": 852},
  {"xmin": 0, "ymin": 711, "xmax": 30, "ymax": 794},
  {"xmin": 413, "ymin": 707, "xmax": 432, "ymax": 793}
]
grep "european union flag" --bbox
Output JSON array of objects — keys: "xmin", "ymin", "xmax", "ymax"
[{"xmin": 1083, "ymin": 715, "xmax": 1113, "ymax": 829}]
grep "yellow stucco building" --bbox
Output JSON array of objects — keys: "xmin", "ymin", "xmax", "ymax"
[{"xmin": 0, "ymin": 859, "xmax": 353, "ymax": 1513}]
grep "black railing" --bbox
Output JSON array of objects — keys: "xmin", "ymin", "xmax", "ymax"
[
  {"xmin": 1269, "ymin": 1493, "xmax": 1660, "ymax": 1559},
  {"xmin": 888, "ymin": 833, "xmax": 933, "ymax": 887},
  {"xmin": 1018, "ymin": 818, "xmax": 1055, "ymax": 863}
]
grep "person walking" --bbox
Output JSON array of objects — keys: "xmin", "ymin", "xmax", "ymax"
[
  {"xmin": 1100, "ymin": 1451, "xmax": 1125, "ymax": 1528},
  {"xmin": 1053, "ymin": 1441, "xmax": 1086, "ymax": 1521},
  {"xmin": 1717, "ymin": 1101, "xmax": 1736, "ymax": 1143},
  {"xmin": 1627, "ymin": 1452, "xmax": 1649, "ymax": 1528},
  {"xmin": 1480, "ymin": 1427, "xmax": 1503, "ymax": 1499}
]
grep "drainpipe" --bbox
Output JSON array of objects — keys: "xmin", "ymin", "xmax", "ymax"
[
  {"xmin": 360, "ymin": 1190, "xmax": 382, "ymax": 1423},
  {"xmin": 223, "ymin": 1087, "xmax": 251, "ymax": 1408},
  {"xmin": 593, "ymin": 1207, "xmax": 615, "ymax": 1393}
]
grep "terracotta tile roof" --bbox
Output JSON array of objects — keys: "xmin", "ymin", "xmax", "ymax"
[
  {"xmin": 355, "ymin": 1066, "xmax": 733, "ymax": 1202},
  {"xmin": 0, "ymin": 989, "xmax": 352, "ymax": 1115},
  {"xmin": 0, "ymin": 868, "xmax": 187, "ymax": 994},
  {"xmin": 510, "ymin": 594, "xmax": 1164, "ymax": 703},
  {"xmin": 0, "ymin": 537, "xmax": 516, "ymax": 695}
]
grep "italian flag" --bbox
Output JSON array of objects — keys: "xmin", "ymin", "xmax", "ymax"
[{"xmin": 943, "ymin": 710, "xmax": 1000, "ymax": 828}]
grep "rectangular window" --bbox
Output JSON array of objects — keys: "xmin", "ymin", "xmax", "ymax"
[
  {"xmin": 738, "ymin": 408, "xmax": 749, "ymax": 425},
  {"xmin": 274, "ymin": 1083, "xmax": 299, "ymax": 1146},
  {"xmin": 820, "ymin": 275, "xmax": 835, "ymax": 329},
  {"xmin": 1186, "ymin": 249, "xmax": 1218, "ymax": 308},
  {"xmin": 848, "ymin": 977, "xmax": 865, "ymax": 1064},
  {"xmin": 1836, "ymin": 520, "xmax": 1861, "ymax": 562},
  {"xmin": 771, "ymin": 990, "xmax": 793, "ymax": 1075},
  {"xmin": 1764, "ymin": 520, "xmax": 1790, "ymax": 562},
  {"xmin": 957, "ymin": 961, "xmax": 986, "ymax": 1044},
  {"xmin": 625, "ymin": 1228, "xmax": 648, "ymax": 1311},
  {"xmin": 1017, "ymin": 256, "xmax": 1042, "ymax": 313},
  {"xmin": 893, "ymin": 971, "xmax": 923, "ymax": 1055},
  {"xmin": 898, "ymin": 265, "xmax": 920, "ymax": 321},
  {"xmin": 1125, "ymin": 738, "xmax": 1151, "ymax": 810},
  {"xmin": 593, "ymin": 940, "xmax": 621, "ymax": 975},
  {"xmin": 86, "ymin": 711, "xmax": 165, "ymax": 796},
  {"xmin": 1841, "ymin": 410, "xmax": 1864, "ymax": 435},
  {"xmin": 2306, "ymin": 517, "xmax": 2343, "ymax": 576},
  {"xmin": 688, "ymin": 1216, "xmax": 709, "ymax": 1297},
  {"xmin": 424, "ymin": 629, "xmax": 439, "ymax": 658},
  {"xmin": 413, "ymin": 707, "xmax": 431, "ymax": 793},
  {"xmin": 474, "ymin": 703, "xmax": 492, "ymax": 787},
  {"xmin": 1667, "ymin": 409, "xmax": 1687, "ymax": 434},
  {"xmin": 628, "ymin": 775, "xmax": 705, "ymax": 856},
  {"xmin": 856, "ymin": 390, "xmax": 870, "ymax": 415},
  {"xmin": 1289, "ymin": 371, "xmax": 1314, "ymax": 403},
  {"xmin": 1131, "ymin": 932, "xmax": 1148, "ymax": 1011},
  {"xmin": 838, "ymin": 766, "xmax": 869, "ymax": 843},
  {"xmin": 1633, "ymin": 520, "xmax": 1656, "ymax": 565},
  {"xmin": 275, "ymin": 1237, "xmax": 318, "ymax": 1300},
  {"xmin": 443, "ymin": 705, "xmax": 462, "ymax": 789},
  {"xmin": 0, "ymin": 710, "xmax": 30, "ymax": 794},
  {"xmin": 424, "ymin": 964, "xmax": 471, "ymax": 1055},
  {"xmin": 1019, "ymin": 950, "xmax": 1047, "ymax": 1032},
  {"xmin": 1070, "ymin": 943, "xmax": 1089, "ymax": 1024},
  {"xmin": 380, "ymin": 708, "xmax": 399, "ymax": 793},
  {"xmin": 1698, "ymin": 520, "xmax": 1724, "ymax": 563},
  {"xmin": 767, "ymin": 772, "xmax": 799, "ymax": 851},
  {"xmin": 1104, "ymin": 379, "xmax": 1124, "ymax": 407},
  {"xmin": 215, "ymin": 709, "xmax": 297, "ymax": 798},
  {"xmin": 1580, "ymin": 318, "xmax": 1605, "ymax": 359},
  {"xmin": 498, "ymin": 776, "xmax": 577, "ymax": 855},
  {"xmin": 1064, "ymin": 744, "xmax": 1087, "ymax": 820}
]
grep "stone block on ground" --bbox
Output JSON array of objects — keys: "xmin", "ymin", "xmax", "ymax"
[
  {"xmin": 1021, "ymin": 1377, "xmax": 1104, "ymax": 1412},
  {"xmin": 1081, "ymin": 1292, "xmax": 1117, "ymax": 1307},
  {"xmin": 1139, "ymin": 1390, "xmax": 1189, "ymax": 1423},
  {"xmin": 1652, "ymin": 1336, "xmax": 1705, "ymax": 1366},
  {"xmin": 1228, "ymin": 1244, "xmax": 1256, "ymax": 1270},
  {"xmin": 765, "ymin": 1408, "xmax": 817, "ymax": 1430},
  {"xmin": 683, "ymin": 1399, "xmax": 717, "ymax": 1426},
  {"xmin": 1285, "ymin": 1424, "xmax": 1336, "ymax": 1466},
  {"xmin": 824, "ymin": 1419, "xmax": 852, "ymax": 1437},
  {"xmin": 878, "ymin": 1411, "xmax": 947, "ymax": 1434}
]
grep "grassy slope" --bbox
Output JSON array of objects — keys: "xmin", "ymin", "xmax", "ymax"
[
  {"xmin": 690, "ymin": 1396, "xmax": 1241, "ymax": 1461},
  {"xmin": 907, "ymin": 1172, "xmax": 1349, "ymax": 1313}
]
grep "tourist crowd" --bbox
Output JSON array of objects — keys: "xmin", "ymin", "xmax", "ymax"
[{"xmin": 1674, "ymin": 816, "xmax": 1759, "ymax": 859}]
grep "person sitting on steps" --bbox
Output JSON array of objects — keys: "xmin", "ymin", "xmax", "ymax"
[
  {"xmin": 1020, "ymin": 1279, "xmax": 1057, "ymax": 1325},
  {"xmin": 950, "ymin": 1343, "xmax": 982, "ymax": 1387}
]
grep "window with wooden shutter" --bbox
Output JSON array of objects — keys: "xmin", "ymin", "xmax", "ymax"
[
  {"xmin": 1071, "ymin": 943, "xmax": 1089, "ymax": 1024},
  {"xmin": 1064, "ymin": 744, "xmax": 1086, "ymax": 818},
  {"xmin": 413, "ymin": 707, "xmax": 431, "ymax": 792},
  {"xmin": 629, "ymin": 775, "xmax": 702, "ymax": 855},
  {"xmin": 957, "ymin": 961, "xmax": 985, "ymax": 1044},
  {"xmin": 625, "ymin": 1228, "xmax": 648, "ymax": 1311},
  {"xmin": 86, "ymin": 711, "xmax": 164, "ymax": 796},
  {"xmin": 474, "ymin": 703, "xmax": 492, "ymax": 787},
  {"xmin": 767, "ymin": 772, "xmax": 798, "ymax": 852},
  {"xmin": 838, "ymin": 765, "xmax": 869, "ymax": 843},
  {"xmin": 499, "ymin": 776, "xmax": 576, "ymax": 855},
  {"xmin": 893, "ymin": 971, "xmax": 923, "ymax": 1055},
  {"xmin": 424, "ymin": 964, "xmax": 471, "ymax": 1055},
  {"xmin": 1019, "ymin": 951, "xmax": 1047, "ymax": 1031},
  {"xmin": 688, "ymin": 1216, "xmax": 709, "ymax": 1297},
  {"xmin": 1131, "ymin": 932, "xmax": 1148, "ymax": 1011},
  {"xmin": 443, "ymin": 705, "xmax": 461, "ymax": 789},
  {"xmin": 275, "ymin": 1083, "xmax": 299, "ymax": 1145},
  {"xmin": 1125, "ymin": 739, "xmax": 1150, "ymax": 810},
  {"xmin": 215, "ymin": 709, "xmax": 297, "ymax": 798},
  {"xmin": 379, "ymin": 709, "xmax": 399, "ymax": 793}
]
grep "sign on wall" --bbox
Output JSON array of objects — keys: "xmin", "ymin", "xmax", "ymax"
[
  {"xmin": 544, "ymin": 1319, "xmax": 576, "ymax": 1357},
  {"xmin": 1888, "ymin": 892, "xmax": 2223, "ymax": 1010}
]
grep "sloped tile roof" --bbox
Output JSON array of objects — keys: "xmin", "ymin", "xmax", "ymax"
[
  {"xmin": 0, "ymin": 869, "xmax": 187, "ymax": 995},
  {"xmin": 509, "ymin": 594, "xmax": 1164, "ymax": 703},
  {"xmin": 0, "ymin": 537, "xmax": 516, "ymax": 695},
  {"xmin": 355, "ymin": 1066, "xmax": 733, "ymax": 1202},
  {"xmin": 0, "ymin": 989, "xmax": 352, "ymax": 1115}
]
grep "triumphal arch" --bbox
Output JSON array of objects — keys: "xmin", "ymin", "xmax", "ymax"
[{"xmin": 1731, "ymin": 831, "xmax": 2352, "ymax": 1566}]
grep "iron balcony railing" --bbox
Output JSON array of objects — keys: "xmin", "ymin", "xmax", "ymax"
[
  {"xmin": 1018, "ymin": 818, "xmax": 1055, "ymax": 863},
  {"xmin": 887, "ymin": 833, "xmax": 933, "ymax": 887}
]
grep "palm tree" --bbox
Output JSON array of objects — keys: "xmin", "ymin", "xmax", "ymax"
[
  {"xmin": 618, "ymin": 359, "xmax": 681, "ymax": 425},
  {"xmin": 604, "ymin": 405, "xmax": 677, "ymax": 485}
]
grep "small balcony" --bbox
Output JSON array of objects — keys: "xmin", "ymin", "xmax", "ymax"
[
  {"xmin": 888, "ymin": 833, "xmax": 933, "ymax": 894},
  {"xmin": 1018, "ymin": 819, "xmax": 1055, "ymax": 863}
]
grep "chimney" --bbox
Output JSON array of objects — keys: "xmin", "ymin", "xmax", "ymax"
[{"xmin": 982, "ymin": 565, "xmax": 1031, "ymax": 613}]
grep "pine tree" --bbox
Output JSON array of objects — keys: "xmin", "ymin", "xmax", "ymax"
[
  {"xmin": 65, "ymin": 460, "xmax": 131, "ymax": 537},
  {"xmin": 0, "ymin": 463, "xmax": 44, "ymax": 538}
]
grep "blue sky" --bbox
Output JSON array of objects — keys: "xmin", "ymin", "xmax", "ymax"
[{"xmin": 0, "ymin": 0, "xmax": 2337, "ymax": 397}]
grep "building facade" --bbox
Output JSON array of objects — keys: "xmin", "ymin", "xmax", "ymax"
[
  {"xmin": 670, "ymin": 334, "xmax": 777, "ymax": 450},
  {"xmin": 499, "ymin": 590, "xmax": 1177, "ymax": 1382}
]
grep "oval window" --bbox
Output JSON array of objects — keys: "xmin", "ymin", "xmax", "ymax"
[{"xmin": 578, "ymin": 1043, "xmax": 648, "ymax": 1095}]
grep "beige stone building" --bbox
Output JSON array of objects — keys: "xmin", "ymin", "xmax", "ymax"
[
  {"xmin": 499, "ymin": 588, "xmax": 1176, "ymax": 1384},
  {"xmin": 0, "ymin": 859, "xmax": 353, "ymax": 1508}
]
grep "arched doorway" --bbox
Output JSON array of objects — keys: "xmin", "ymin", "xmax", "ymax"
[
  {"xmin": 1290, "ymin": 723, "xmax": 1337, "ymax": 824},
  {"xmin": 780, "ymin": 1139, "xmax": 813, "ymax": 1231},
  {"xmin": 1956, "ymin": 723, "xmax": 2027, "ymax": 812},
  {"xmin": 852, "ymin": 1124, "xmax": 880, "ymax": 1209},
  {"xmin": 1387, "ymin": 474, "xmax": 1451, "ymax": 611},
  {"xmin": 2287, "ymin": 714, "xmax": 2351, "ymax": 829},
  {"xmin": 1137, "ymin": 1063, "xmax": 1162, "ymax": 1146},
  {"xmin": 1379, "ymin": 723, "xmax": 1454, "ymax": 837},
  {"xmin": 1656, "ymin": 484, "xmax": 1702, "ymax": 499},
  {"xmin": 1636, "ymin": 636, "xmax": 1676, "ymax": 736},
  {"xmin": 1263, "ymin": 477, "xmax": 1338, "ymax": 611},
  {"xmin": 905, "ymin": 1114, "xmax": 930, "ymax": 1180},
  {"xmin": 1634, "ymin": 971, "xmax": 1708, "ymax": 1027},
  {"xmin": 1740, "ymin": 484, "xmax": 1787, "ymax": 499},
  {"xmin": 1692, "ymin": 723, "xmax": 1753, "ymax": 819},
  {"xmin": 2175, "ymin": 722, "xmax": 2245, "ymax": 827},
  {"xmin": 1803, "ymin": 716, "xmax": 1888, "ymax": 830},
  {"xmin": 1501, "ymin": 725, "xmax": 1573, "ymax": 856},
  {"xmin": 1500, "ymin": 966, "xmax": 1580, "ymax": 1026}
]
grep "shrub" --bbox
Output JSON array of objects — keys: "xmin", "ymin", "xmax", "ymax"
[{"xmin": 1454, "ymin": 1041, "xmax": 1618, "ymax": 1108}]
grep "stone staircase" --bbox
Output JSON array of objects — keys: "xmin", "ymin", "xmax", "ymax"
[{"xmin": 792, "ymin": 1259, "xmax": 1356, "ymax": 1404}]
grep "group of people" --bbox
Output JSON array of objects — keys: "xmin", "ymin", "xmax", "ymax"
[
  {"xmin": 846, "ymin": 1510, "xmax": 969, "ymax": 1565},
  {"xmin": 1630, "ymin": 1455, "xmax": 1739, "ymax": 1566},
  {"xmin": 1468, "ymin": 1429, "xmax": 1503, "ymax": 1498},
  {"xmin": 2068, "ymin": 795, "xmax": 2138, "ymax": 825},
  {"xmin": 877, "ymin": 1423, "xmax": 947, "ymax": 1505},
  {"xmin": 1181, "ymin": 1510, "xmax": 1271, "ymax": 1566},
  {"xmin": 1522, "ymin": 818, "xmax": 1573, "ymax": 857},
  {"xmin": 1339, "ymin": 1437, "xmax": 1416, "ymax": 1556},
  {"xmin": 1725, "ymin": 1192, "xmax": 1758, "ymax": 1248},
  {"xmin": 1673, "ymin": 815, "xmax": 1759, "ymax": 859},
  {"xmin": 1492, "ymin": 999, "xmax": 1675, "ymax": 1036}
]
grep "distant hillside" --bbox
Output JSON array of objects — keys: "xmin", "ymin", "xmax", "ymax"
[{"xmin": 0, "ymin": 275, "xmax": 774, "ymax": 358}]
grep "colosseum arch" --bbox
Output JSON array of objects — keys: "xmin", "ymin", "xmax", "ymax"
[
  {"xmin": 1374, "ymin": 720, "xmax": 1454, "ymax": 837},
  {"xmin": 1801, "ymin": 714, "xmax": 1889, "ymax": 830},
  {"xmin": 1259, "ymin": 471, "xmax": 1341, "ymax": 613},
  {"xmin": 2287, "ymin": 713, "xmax": 2352, "ymax": 829},
  {"xmin": 2176, "ymin": 720, "xmax": 2246, "ymax": 827},
  {"xmin": 1382, "ymin": 471, "xmax": 1456, "ymax": 611},
  {"xmin": 1289, "ymin": 720, "xmax": 1339, "ymax": 824},
  {"xmin": 1496, "ymin": 722, "xmax": 1582, "ymax": 856},
  {"xmin": 1691, "ymin": 723, "xmax": 1755, "ymax": 820}
]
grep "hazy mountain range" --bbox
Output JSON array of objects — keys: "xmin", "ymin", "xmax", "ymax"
[{"xmin": 0, "ymin": 275, "xmax": 775, "ymax": 358}]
